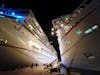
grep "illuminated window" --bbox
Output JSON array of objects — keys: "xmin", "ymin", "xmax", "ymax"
[
  {"xmin": 39, "ymin": 50, "xmax": 56, "ymax": 59},
  {"xmin": 84, "ymin": 24, "xmax": 99, "ymax": 34},
  {"xmin": 0, "ymin": 11, "xmax": 3, "ymax": 14},
  {"xmin": 65, "ymin": 17, "xmax": 68, "ymax": 21},
  {"xmin": 51, "ymin": 28, "xmax": 54, "ymax": 31},
  {"xmin": 28, "ymin": 24, "xmax": 33, "ymax": 30},
  {"xmin": 75, "ymin": 29, "xmax": 82, "ymax": 35},
  {"xmin": 12, "ymin": 12, "xmax": 15, "ymax": 15},
  {"xmin": 83, "ymin": 52, "xmax": 96, "ymax": 59},
  {"xmin": 84, "ymin": 28, "xmax": 92, "ymax": 34},
  {"xmin": 16, "ymin": 19, "xmax": 19, "ymax": 22},
  {"xmin": 51, "ymin": 32, "xmax": 55, "ymax": 35},
  {"xmin": 60, "ymin": 24, "xmax": 64, "ymax": 27},
  {"xmin": 92, "ymin": 25, "xmax": 98, "ymax": 30},
  {"xmin": 56, "ymin": 21, "xmax": 60, "ymax": 24},
  {"xmin": 65, "ymin": 17, "xmax": 69, "ymax": 23}
]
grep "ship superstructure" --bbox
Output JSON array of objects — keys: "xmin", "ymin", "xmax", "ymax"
[
  {"xmin": 52, "ymin": 0, "xmax": 100, "ymax": 72},
  {"xmin": 0, "ymin": 7, "xmax": 57, "ymax": 67}
]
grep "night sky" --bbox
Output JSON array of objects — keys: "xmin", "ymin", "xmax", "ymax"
[{"xmin": 0, "ymin": 0, "xmax": 83, "ymax": 60}]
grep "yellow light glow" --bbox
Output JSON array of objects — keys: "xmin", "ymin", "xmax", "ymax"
[
  {"xmin": 65, "ymin": 17, "xmax": 68, "ymax": 21},
  {"xmin": 60, "ymin": 24, "xmax": 64, "ymax": 27},
  {"xmin": 51, "ymin": 32, "xmax": 54, "ymax": 35},
  {"xmin": 28, "ymin": 24, "xmax": 33, "ymax": 30},
  {"xmin": 51, "ymin": 28, "xmax": 54, "ymax": 31}
]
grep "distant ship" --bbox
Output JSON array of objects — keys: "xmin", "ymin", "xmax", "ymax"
[{"xmin": 0, "ymin": 7, "xmax": 57, "ymax": 68}]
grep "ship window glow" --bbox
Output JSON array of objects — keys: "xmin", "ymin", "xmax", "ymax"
[
  {"xmin": 35, "ymin": 21, "xmax": 39, "ymax": 26},
  {"xmin": 84, "ymin": 52, "xmax": 95, "ymax": 59},
  {"xmin": 0, "ymin": 11, "xmax": 25, "ymax": 19},
  {"xmin": 28, "ymin": 24, "xmax": 33, "ymax": 30},
  {"xmin": 12, "ymin": 12, "xmax": 15, "ymax": 15},
  {"xmin": 39, "ymin": 50, "xmax": 56, "ymax": 59},
  {"xmin": 92, "ymin": 25, "xmax": 98, "ymax": 30},
  {"xmin": 56, "ymin": 21, "xmax": 60, "ymax": 24},
  {"xmin": 65, "ymin": 18, "xmax": 68, "ymax": 21},
  {"xmin": 0, "ymin": 11, "xmax": 3, "ymax": 14},
  {"xmin": 51, "ymin": 32, "xmax": 54, "ymax": 35},
  {"xmin": 85, "ymin": 28, "xmax": 92, "ymax": 34},
  {"xmin": 84, "ymin": 25, "xmax": 98, "ymax": 34},
  {"xmin": 60, "ymin": 24, "xmax": 64, "ymax": 27},
  {"xmin": 65, "ymin": 18, "xmax": 69, "ymax": 22},
  {"xmin": 51, "ymin": 28, "xmax": 54, "ymax": 31},
  {"xmin": 16, "ymin": 19, "xmax": 19, "ymax": 22},
  {"xmin": 15, "ymin": 15, "xmax": 24, "ymax": 19},
  {"xmin": 64, "ymin": 26, "xmax": 72, "ymax": 31},
  {"xmin": 75, "ymin": 29, "xmax": 82, "ymax": 35}
]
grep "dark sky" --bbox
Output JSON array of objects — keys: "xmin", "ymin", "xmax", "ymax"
[{"xmin": 0, "ymin": 0, "xmax": 83, "ymax": 60}]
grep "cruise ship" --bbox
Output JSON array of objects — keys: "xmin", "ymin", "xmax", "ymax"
[
  {"xmin": 52, "ymin": 0, "xmax": 100, "ymax": 73},
  {"xmin": 0, "ymin": 7, "xmax": 57, "ymax": 69}
]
